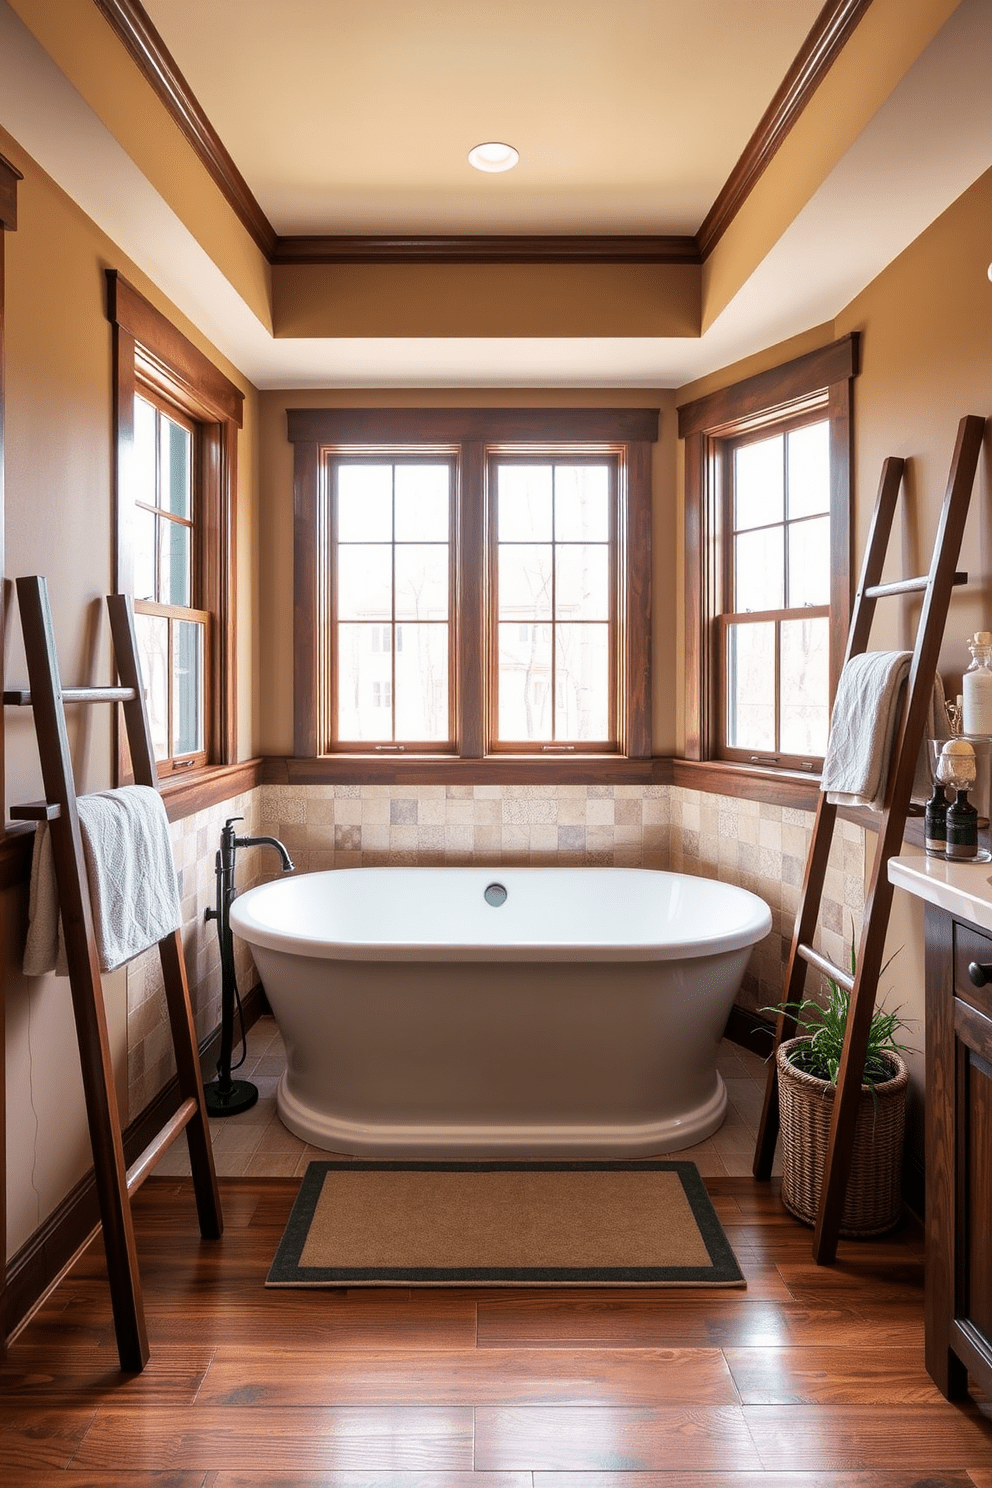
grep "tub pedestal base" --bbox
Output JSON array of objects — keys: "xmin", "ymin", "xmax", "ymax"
[{"xmin": 276, "ymin": 1070, "xmax": 728, "ymax": 1158}]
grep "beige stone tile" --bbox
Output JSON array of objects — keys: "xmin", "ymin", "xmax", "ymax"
[
  {"xmin": 417, "ymin": 797, "xmax": 446, "ymax": 826},
  {"xmin": 528, "ymin": 824, "xmax": 558, "ymax": 853},
  {"xmin": 502, "ymin": 797, "xmax": 556, "ymax": 825},
  {"xmin": 555, "ymin": 796, "xmax": 588, "ymax": 826},
  {"xmin": 443, "ymin": 824, "xmax": 474, "ymax": 853},
  {"xmin": 388, "ymin": 825, "xmax": 418, "ymax": 851},
  {"xmin": 445, "ymin": 799, "xmax": 474, "ymax": 825}
]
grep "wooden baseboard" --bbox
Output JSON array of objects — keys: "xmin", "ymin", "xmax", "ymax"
[
  {"xmin": 723, "ymin": 1004, "xmax": 776, "ymax": 1058},
  {"xmin": 3, "ymin": 983, "xmax": 266, "ymax": 1347}
]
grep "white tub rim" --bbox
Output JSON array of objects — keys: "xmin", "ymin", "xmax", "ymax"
[{"xmin": 230, "ymin": 865, "xmax": 772, "ymax": 964}]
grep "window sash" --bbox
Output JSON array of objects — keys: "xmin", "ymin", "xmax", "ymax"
[
  {"xmin": 487, "ymin": 453, "xmax": 619, "ymax": 753},
  {"xmin": 134, "ymin": 599, "xmax": 211, "ymax": 774},
  {"xmin": 717, "ymin": 607, "xmax": 830, "ymax": 771},
  {"xmin": 325, "ymin": 454, "xmax": 458, "ymax": 753}
]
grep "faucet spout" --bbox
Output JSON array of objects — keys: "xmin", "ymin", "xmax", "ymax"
[{"xmin": 234, "ymin": 833, "xmax": 295, "ymax": 873}]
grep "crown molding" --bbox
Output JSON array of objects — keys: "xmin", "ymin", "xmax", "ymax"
[
  {"xmin": 696, "ymin": 0, "xmax": 875, "ymax": 258},
  {"xmin": 271, "ymin": 234, "xmax": 701, "ymax": 266},
  {"xmin": 0, "ymin": 151, "xmax": 22, "ymax": 231},
  {"xmin": 93, "ymin": 0, "xmax": 277, "ymax": 257},
  {"xmin": 92, "ymin": 0, "xmax": 873, "ymax": 270}
]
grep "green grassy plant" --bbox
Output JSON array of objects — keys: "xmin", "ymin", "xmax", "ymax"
[{"xmin": 764, "ymin": 936, "xmax": 913, "ymax": 1089}]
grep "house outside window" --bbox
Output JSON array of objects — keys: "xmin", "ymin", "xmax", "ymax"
[
  {"xmin": 678, "ymin": 335, "xmax": 857, "ymax": 780},
  {"xmin": 289, "ymin": 407, "xmax": 657, "ymax": 766}
]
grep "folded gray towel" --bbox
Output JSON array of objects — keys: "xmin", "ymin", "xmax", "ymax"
[
  {"xmin": 821, "ymin": 651, "xmax": 950, "ymax": 811},
  {"xmin": 24, "ymin": 785, "xmax": 182, "ymax": 976}
]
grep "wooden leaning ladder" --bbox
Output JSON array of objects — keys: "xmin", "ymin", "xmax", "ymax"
[
  {"xmin": 6, "ymin": 575, "xmax": 222, "ymax": 1371},
  {"xmin": 752, "ymin": 414, "xmax": 987, "ymax": 1264}
]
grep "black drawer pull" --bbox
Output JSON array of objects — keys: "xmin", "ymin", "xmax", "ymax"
[{"xmin": 968, "ymin": 961, "xmax": 992, "ymax": 987}]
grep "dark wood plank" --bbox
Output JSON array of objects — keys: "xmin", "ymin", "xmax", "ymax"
[
  {"xmin": 725, "ymin": 1344, "xmax": 945, "ymax": 1404},
  {"xmin": 744, "ymin": 1402, "xmax": 992, "ymax": 1471},
  {"xmin": 73, "ymin": 1405, "xmax": 474, "ymax": 1473},
  {"xmin": 197, "ymin": 1345, "xmax": 740, "ymax": 1407},
  {"xmin": 474, "ymin": 1404, "xmax": 763, "ymax": 1471},
  {"xmin": 536, "ymin": 1475, "xmax": 978, "ymax": 1488}
]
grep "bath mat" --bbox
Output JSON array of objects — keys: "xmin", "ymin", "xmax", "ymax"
[{"xmin": 266, "ymin": 1160, "xmax": 745, "ymax": 1288}]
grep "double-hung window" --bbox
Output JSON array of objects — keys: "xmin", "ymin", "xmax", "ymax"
[
  {"xmin": 722, "ymin": 416, "xmax": 831, "ymax": 766},
  {"xmin": 679, "ymin": 335, "xmax": 857, "ymax": 781},
  {"xmin": 290, "ymin": 408, "xmax": 657, "ymax": 765},
  {"xmin": 108, "ymin": 272, "xmax": 243, "ymax": 779}
]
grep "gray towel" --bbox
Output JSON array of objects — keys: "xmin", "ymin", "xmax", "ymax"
[
  {"xmin": 821, "ymin": 651, "xmax": 950, "ymax": 811},
  {"xmin": 23, "ymin": 785, "xmax": 182, "ymax": 976}
]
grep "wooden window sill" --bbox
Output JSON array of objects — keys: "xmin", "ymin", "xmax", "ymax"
[
  {"xmin": 262, "ymin": 755, "xmax": 674, "ymax": 787},
  {"xmin": 671, "ymin": 757, "xmax": 821, "ymax": 811}
]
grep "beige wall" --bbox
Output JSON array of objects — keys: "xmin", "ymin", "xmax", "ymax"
[
  {"xmin": 1, "ymin": 129, "xmax": 259, "ymax": 1258},
  {"xmin": 256, "ymin": 385, "xmax": 679, "ymax": 757}
]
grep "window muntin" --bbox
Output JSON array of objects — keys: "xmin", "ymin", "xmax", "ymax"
[
  {"xmin": 491, "ymin": 458, "xmax": 615, "ymax": 750},
  {"xmin": 720, "ymin": 414, "xmax": 832, "ymax": 768},
  {"xmin": 331, "ymin": 458, "xmax": 453, "ymax": 748},
  {"xmin": 131, "ymin": 390, "xmax": 209, "ymax": 772}
]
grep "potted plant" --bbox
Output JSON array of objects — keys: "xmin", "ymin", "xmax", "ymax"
[{"xmin": 766, "ymin": 951, "xmax": 912, "ymax": 1237}]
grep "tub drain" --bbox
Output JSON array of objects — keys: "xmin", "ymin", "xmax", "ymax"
[{"xmin": 484, "ymin": 882, "xmax": 507, "ymax": 907}]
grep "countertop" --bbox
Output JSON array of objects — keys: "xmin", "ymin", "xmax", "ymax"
[{"xmin": 889, "ymin": 851, "xmax": 992, "ymax": 932}]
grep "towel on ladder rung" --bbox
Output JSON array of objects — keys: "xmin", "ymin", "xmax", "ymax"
[
  {"xmin": 820, "ymin": 650, "xmax": 950, "ymax": 811},
  {"xmin": 23, "ymin": 785, "xmax": 183, "ymax": 976}
]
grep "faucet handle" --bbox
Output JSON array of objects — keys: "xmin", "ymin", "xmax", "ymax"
[{"xmin": 224, "ymin": 816, "xmax": 244, "ymax": 830}]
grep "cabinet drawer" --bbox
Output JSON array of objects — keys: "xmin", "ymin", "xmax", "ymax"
[{"xmin": 952, "ymin": 919, "xmax": 992, "ymax": 1018}]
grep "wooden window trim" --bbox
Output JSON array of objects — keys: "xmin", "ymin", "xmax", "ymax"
[
  {"xmin": 327, "ymin": 452, "xmax": 459, "ymax": 754},
  {"xmin": 290, "ymin": 407, "xmax": 657, "ymax": 767},
  {"xmin": 486, "ymin": 451, "xmax": 620, "ymax": 755},
  {"xmin": 678, "ymin": 334, "xmax": 857, "ymax": 784},
  {"xmin": 108, "ymin": 271, "xmax": 243, "ymax": 779}
]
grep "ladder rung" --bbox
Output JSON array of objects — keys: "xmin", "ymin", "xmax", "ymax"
[
  {"xmin": 126, "ymin": 1099, "xmax": 198, "ymax": 1194},
  {"xmin": 4, "ymin": 685, "xmax": 137, "ymax": 706},
  {"xmin": 798, "ymin": 942, "xmax": 855, "ymax": 994},
  {"xmin": 10, "ymin": 800, "xmax": 61, "ymax": 821},
  {"xmin": 864, "ymin": 569, "xmax": 967, "ymax": 599}
]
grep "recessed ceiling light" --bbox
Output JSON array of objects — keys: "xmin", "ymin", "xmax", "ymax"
[{"xmin": 468, "ymin": 142, "xmax": 519, "ymax": 174}]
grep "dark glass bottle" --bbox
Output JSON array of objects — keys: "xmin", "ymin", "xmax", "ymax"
[
  {"xmin": 925, "ymin": 780, "xmax": 948, "ymax": 857},
  {"xmin": 946, "ymin": 789, "xmax": 979, "ymax": 861}
]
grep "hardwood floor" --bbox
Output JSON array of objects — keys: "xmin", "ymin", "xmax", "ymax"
[{"xmin": 2, "ymin": 1174, "xmax": 992, "ymax": 1484}]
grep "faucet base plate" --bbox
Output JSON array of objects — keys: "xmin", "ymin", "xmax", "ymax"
[{"xmin": 204, "ymin": 1078, "xmax": 259, "ymax": 1118}]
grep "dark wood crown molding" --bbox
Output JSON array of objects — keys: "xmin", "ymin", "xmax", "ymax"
[
  {"xmin": 0, "ymin": 153, "xmax": 23, "ymax": 232},
  {"xmin": 272, "ymin": 234, "xmax": 701, "ymax": 266},
  {"xmin": 93, "ymin": 0, "xmax": 276, "ymax": 257},
  {"xmin": 697, "ymin": 0, "xmax": 875, "ymax": 258},
  {"xmin": 93, "ymin": 0, "xmax": 872, "ymax": 270}
]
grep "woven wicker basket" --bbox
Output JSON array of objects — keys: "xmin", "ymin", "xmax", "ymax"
[{"xmin": 776, "ymin": 1038, "xmax": 909, "ymax": 1237}]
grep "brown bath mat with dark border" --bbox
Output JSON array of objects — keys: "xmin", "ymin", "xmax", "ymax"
[{"xmin": 266, "ymin": 1159, "xmax": 745, "ymax": 1288}]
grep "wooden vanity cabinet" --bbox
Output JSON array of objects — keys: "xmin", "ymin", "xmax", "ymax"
[{"xmin": 924, "ymin": 902, "xmax": 992, "ymax": 1400}]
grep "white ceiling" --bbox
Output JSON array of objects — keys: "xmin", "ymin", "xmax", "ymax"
[{"xmin": 1, "ymin": 0, "xmax": 990, "ymax": 388}]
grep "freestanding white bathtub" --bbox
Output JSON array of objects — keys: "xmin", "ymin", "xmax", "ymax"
[{"xmin": 229, "ymin": 866, "xmax": 771, "ymax": 1158}]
